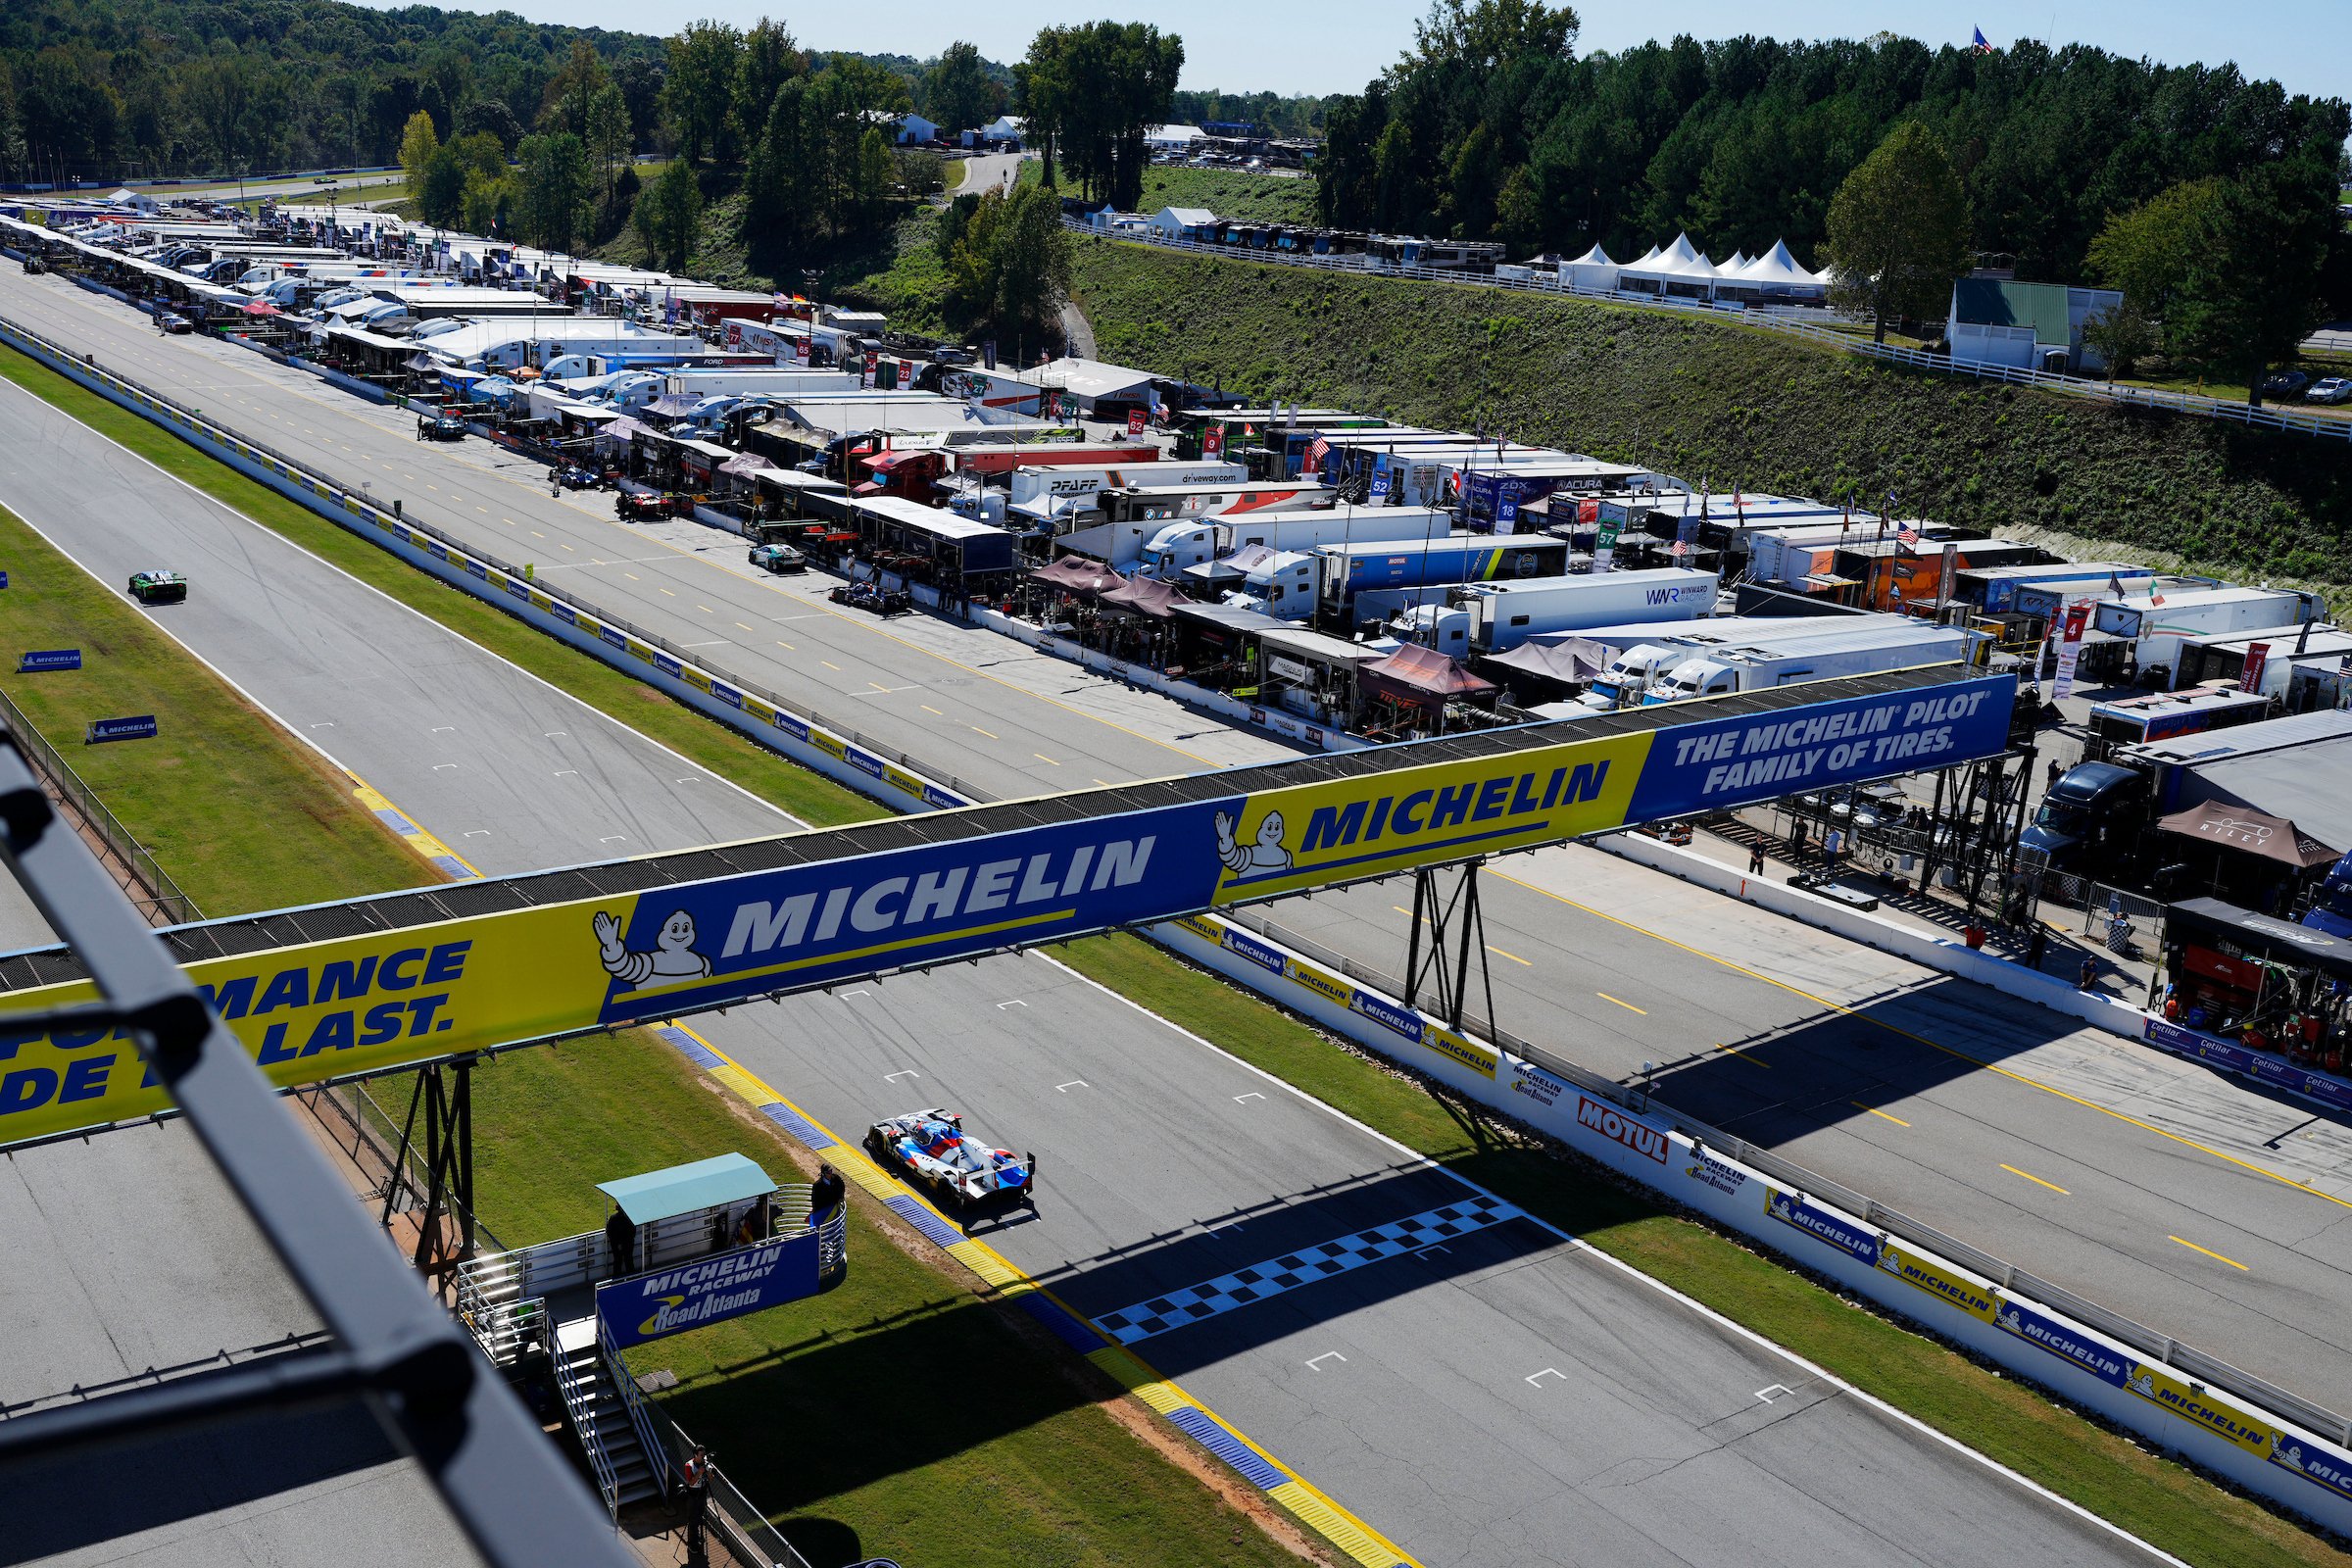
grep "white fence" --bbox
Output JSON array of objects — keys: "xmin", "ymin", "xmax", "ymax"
[{"xmin": 1074, "ymin": 223, "xmax": 2352, "ymax": 444}]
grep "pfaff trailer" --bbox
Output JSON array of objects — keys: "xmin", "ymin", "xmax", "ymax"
[{"xmin": 1004, "ymin": 460, "xmax": 1238, "ymax": 528}]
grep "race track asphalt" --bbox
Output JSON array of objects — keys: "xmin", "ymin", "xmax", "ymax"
[
  {"xmin": 3, "ymin": 261, "xmax": 2345, "ymax": 1416},
  {"xmin": 0, "ymin": 361, "xmax": 2173, "ymax": 1565}
]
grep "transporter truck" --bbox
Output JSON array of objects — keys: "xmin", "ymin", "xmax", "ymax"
[
  {"xmin": 1316, "ymin": 534, "xmax": 1570, "ymax": 627},
  {"xmin": 1642, "ymin": 622, "xmax": 1981, "ymax": 705},
  {"xmin": 1456, "ymin": 569, "xmax": 1717, "ymax": 655},
  {"xmin": 1133, "ymin": 506, "xmax": 1454, "ymax": 580}
]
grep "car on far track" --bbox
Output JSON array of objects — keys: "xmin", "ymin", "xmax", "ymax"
[
  {"xmin": 863, "ymin": 1108, "xmax": 1036, "ymax": 1217},
  {"xmin": 2306, "ymin": 377, "xmax": 2352, "ymax": 406},
  {"xmin": 128, "ymin": 569, "xmax": 188, "ymax": 605},
  {"xmin": 155, "ymin": 311, "xmax": 194, "ymax": 334},
  {"xmin": 748, "ymin": 542, "xmax": 807, "ymax": 574}
]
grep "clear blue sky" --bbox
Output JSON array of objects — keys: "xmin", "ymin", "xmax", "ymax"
[{"xmin": 367, "ymin": 1, "xmax": 2350, "ymax": 106}]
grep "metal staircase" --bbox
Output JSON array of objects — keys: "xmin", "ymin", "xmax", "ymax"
[{"xmin": 554, "ymin": 1318, "xmax": 662, "ymax": 1511}]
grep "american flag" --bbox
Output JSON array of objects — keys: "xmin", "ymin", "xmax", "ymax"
[
  {"xmin": 1972, "ymin": 26, "xmax": 1994, "ymax": 54},
  {"xmin": 1896, "ymin": 521, "xmax": 1919, "ymax": 547},
  {"xmin": 1304, "ymin": 434, "xmax": 1331, "ymax": 473}
]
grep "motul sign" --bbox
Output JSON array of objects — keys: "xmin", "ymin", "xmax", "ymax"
[{"xmin": 1577, "ymin": 1095, "xmax": 1667, "ymax": 1162}]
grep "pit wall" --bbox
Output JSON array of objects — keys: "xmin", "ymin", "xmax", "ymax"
[
  {"xmin": 0, "ymin": 314, "xmax": 959, "ymax": 816},
  {"xmin": 1151, "ymin": 908, "xmax": 2352, "ymax": 1536}
]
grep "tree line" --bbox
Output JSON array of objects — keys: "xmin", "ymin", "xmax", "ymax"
[{"xmin": 1314, "ymin": 1, "xmax": 2349, "ymax": 286}]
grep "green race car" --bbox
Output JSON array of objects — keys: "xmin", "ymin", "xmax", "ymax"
[{"xmin": 128, "ymin": 569, "xmax": 188, "ymax": 606}]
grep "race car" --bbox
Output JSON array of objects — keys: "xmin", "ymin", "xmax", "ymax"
[
  {"xmin": 155, "ymin": 311, "xmax": 194, "ymax": 335},
  {"xmin": 416, "ymin": 411, "xmax": 466, "ymax": 441},
  {"xmin": 748, "ymin": 542, "xmax": 807, "ymax": 574},
  {"xmin": 127, "ymin": 569, "xmax": 188, "ymax": 605},
  {"xmin": 555, "ymin": 463, "xmax": 603, "ymax": 490},
  {"xmin": 615, "ymin": 490, "xmax": 674, "ymax": 522},
  {"xmin": 863, "ymin": 1108, "xmax": 1036, "ymax": 1216}
]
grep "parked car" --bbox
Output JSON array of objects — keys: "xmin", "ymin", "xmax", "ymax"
[
  {"xmin": 554, "ymin": 463, "xmax": 602, "ymax": 489},
  {"xmin": 748, "ymin": 542, "xmax": 807, "ymax": 574},
  {"xmin": 2261, "ymin": 369, "xmax": 2310, "ymax": 398},
  {"xmin": 2306, "ymin": 377, "xmax": 2352, "ymax": 406},
  {"xmin": 128, "ymin": 569, "xmax": 188, "ymax": 605},
  {"xmin": 615, "ymin": 490, "xmax": 674, "ymax": 522},
  {"xmin": 155, "ymin": 311, "xmax": 193, "ymax": 335},
  {"xmin": 416, "ymin": 411, "xmax": 466, "ymax": 441}
]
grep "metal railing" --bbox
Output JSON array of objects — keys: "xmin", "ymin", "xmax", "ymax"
[
  {"xmin": 0, "ymin": 313, "xmax": 981, "ymax": 806},
  {"xmin": 547, "ymin": 1315, "xmax": 621, "ymax": 1519},
  {"xmin": 0, "ymin": 682, "xmax": 199, "ymax": 924},
  {"xmin": 601, "ymin": 1318, "xmax": 672, "ymax": 1501},
  {"xmin": 1216, "ymin": 901, "xmax": 2352, "ymax": 1447},
  {"xmin": 662, "ymin": 1419, "xmax": 820, "ymax": 1568},
  {"xmin": 1070, "ymin": 223, "xmax": 2352, "ymax": 444}
]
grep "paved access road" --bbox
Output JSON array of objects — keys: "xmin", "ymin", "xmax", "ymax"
[
  {"xmin": 6, "ymin": 267, "xmax": 2349, "ymax": 1413},
  {"xmin": 0, "ymin": 262, "xmax": 1297, "ymax": 801},
  {"xmin": 0, "ymin": 381, "xmax": 2170, "ymax": 1567},
  {"xmin": 0, "ymin": 373, "xmax": 792, "ymax": 876},
  {"xmin": 694, "ymin": 958, "xmax": 2165, "ymax": 1567}
]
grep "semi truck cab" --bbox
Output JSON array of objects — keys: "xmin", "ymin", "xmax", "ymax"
[{"xmin": 2019, "ymin": 761, "xmax": 2151, "ymax": 877}]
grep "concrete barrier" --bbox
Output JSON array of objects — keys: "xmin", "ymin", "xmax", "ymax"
[
  {"xmin": 0, "ymin": 315, "xmax": 966, "ymax": 818},
  {"xmin": 1152, "ymin": 907, "xmax": 2352, "ymax": 1535}
]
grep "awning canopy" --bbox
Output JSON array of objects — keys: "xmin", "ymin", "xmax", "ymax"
[
  {"xmin": 1098, "ymin": 575, "xmax": 1188, "ymax": 619},
  {"xmin": 1029, "ymin": 555, "xmax": 1127, "ymax": 597},
  {"xmin": 2158, "ymin": 803, "xmax": 2339, "ymax": 868},
  {"xmin": 597, "ymin": 1152, "xmax": 774, "ymax": 1225},
  {"xmin": 718, "ymin": 452, "xmax": 776, "ymax": 478},
  {"xmin": 1358, "ymin": 642, "xmax": 1496, "ymax": 710},
  {"xmin": 1481, "ymin": 640, "xmax": 1604, "ymax": 686},
  {"xmin": 2167, "ymin": 898, "xmax": 2352, "ymax": 984}
]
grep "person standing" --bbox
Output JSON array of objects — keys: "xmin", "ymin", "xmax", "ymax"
[
  {"xmin": 1747, "ymin": 842, "xmax": 1767, "ymax": 877},
  {"xmin": 2027, "ymin": 924, "xmax": 2048, "ymax": 971},
  {"xmin": 603, "ymin": 1203, "xmax": 637, "ymax": 1281},
  {"xmin": 679, "ymin": 1446, "xmax": 710, "ymax": 1560},
  {"xmin": 810, "ymin": 1162, "xmax": 847, "ymax": 1224}
]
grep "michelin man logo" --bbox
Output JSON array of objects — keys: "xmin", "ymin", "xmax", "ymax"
[
  {"xmin": 2126, "ymin": 1367, "xmax": 2158, "ymax": 1400},
  {"xmin": 1215, "ymin": 808, "xmax": 1294, "ymax": 881},
  {"xmin": 595, "ymin": 907, "xmax": 713, "ymax": 988}
]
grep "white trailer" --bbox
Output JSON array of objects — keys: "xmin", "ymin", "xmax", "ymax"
[
  {"xmin": 661, "ymin": 368, "xmax": 861, "ymax": 400},
  {"xmin": 1557, "ymin": 613, "xmax": 1914, "ymax": 710},
  {"xmin": 1456, "ymin": 568, "xmax": 1716, "ymax": 654},
  {"xmin": 1006, "ymin": 461, "xmax": 1246, "ymax": 527},
  {"xmin": 2094, "ymin": 587, "xmax": 2323, "ymax": 683},
  {"xmin": 1141, "ymin": 505, "xmax": 1452, "ymax": 580},
  {"xmin": 1642, "ymin": 622, "xmax": 1981, "ymax": 705}
]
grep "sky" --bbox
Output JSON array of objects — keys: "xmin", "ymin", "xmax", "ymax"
[{"xmin": 367, "ymin": 0, "xmax": 2352, "ymax": 103}]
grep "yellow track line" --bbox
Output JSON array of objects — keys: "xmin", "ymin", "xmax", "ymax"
[
  {"xmin": 663, "ymin": 1021, "xmax": 1423, "ymax": 1568},
  {"xmin": 1492, "ymin": 869, "xmax": 2352, "ymax": 1215},
  {"xmin": 2002, "ymin": 1164, "xmax": 2070, "ymax": 1195},
  {"xmin": 2170, "ymin": 1235, "xmax": 2250, "ymax": 1272}
]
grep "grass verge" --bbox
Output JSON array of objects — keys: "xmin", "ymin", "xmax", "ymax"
[
  {"xmin": 0, "ymin": 503, "xmax": 431, "ymax": 914},
  {"xmin": 1052, "ymin": 931, "xmax": 2352, "ymax": 1568},
  {"xmin": 0, "ymin": 345, "xmax": 881, "ymax": 831},
  {"xmin": 469, "ymin": 1033, "xmax": 1319, "ymax": 1568},
  {"xmin": 14, "ymin": 310, "xmax": 2337, "ymax": 1561}
]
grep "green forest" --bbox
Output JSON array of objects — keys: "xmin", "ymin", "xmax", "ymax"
[{"xmin": 1313, "ymin": 1, "xmax": 2350, "ymax": 284}]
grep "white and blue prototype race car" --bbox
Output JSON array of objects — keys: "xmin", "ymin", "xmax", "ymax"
[{"xmin": 863, "ymin": 1108, "xmax": 1036, "ymax": 1216}]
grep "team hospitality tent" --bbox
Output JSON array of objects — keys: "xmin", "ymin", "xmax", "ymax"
[
  {"xmin": 1617, "ymin": 233, "xmax": 1721, "ymax": 297},
  {"xmin": 1028, "ymin": 556, "xmax": 1128, "ymax": 599},
  {"xmin": 1562, "ymin": 244, "xmax": 1620, "ymax": 292},
  {"xmin": 1717, "ymin": 240, "xmax": 1830, "ymax": 302}
]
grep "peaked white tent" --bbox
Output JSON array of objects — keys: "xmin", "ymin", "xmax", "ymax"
[
  {"xmin": 1720, "ymin": 238, "xmax": 1829, "ymax": 300},
  {"xmin": 1618, "ymin": 232, "xmax": 1720, "ymax": 295},
  {"xmin": 1561, "ymin": 243, "xmax": 1620, "ymax": 292}
]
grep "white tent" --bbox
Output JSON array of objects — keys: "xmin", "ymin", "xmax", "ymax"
[
  {"xmin": 1721, "ymin": 239, "xmax": 1829, "ymax": 300},
  {"xmin": 1618, "ymin": 232, "xmax": 1720, "ymax": 295},
  {"xmin": 1561, "ymin": 243, "xmax": 1619, "ymax": 292}
]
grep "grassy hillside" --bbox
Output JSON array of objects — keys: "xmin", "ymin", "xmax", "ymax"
[
  {"xmin": 1135, "ymin": 168, "xmax": 1317, "ymax": 225},
  {"xmin": 1070, "ymin": 237, "xmax": 2352, "ymax": 602}
]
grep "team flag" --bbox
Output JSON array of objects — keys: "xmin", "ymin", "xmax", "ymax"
[{"xmin": 2106, "ymin": 570, "xmax": 2127, "ymax": 597}]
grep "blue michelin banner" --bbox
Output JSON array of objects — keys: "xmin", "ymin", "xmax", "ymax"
[
  {"xmin": 19, "ymin": 649, "xmax": 80, "ymax": 672},
  {"xmin": 1992, "ymin": 1298, "xmax": 2133, "ymax": 1388},
  {"xmin": 84, "ymin": 714, "xmax": 157, "ymax": 744},
  {"xmin": 596, "ymin": 1230, "xmax": 823, "ymax": 1348},
  {"xmin": 1624, "ymin": 675, "xmax": 2011, "ymax": 823},
  {"xmin": 1764, "ymin": 1186, "xmax": 1881, "ymax": 1265}
]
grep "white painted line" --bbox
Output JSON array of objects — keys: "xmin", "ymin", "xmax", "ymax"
[
  {"xmin": 1054, "ymin": 1080, "xmax": 1089, "ymax": 1093},
  {"xmin": 462, "ymin": 830, "xmax": 491, "ymax": 839},
  {"xmin": 1233, "ymin": 1092, "xmax": 1265, "ymax": 1103},
  {"xmin": 431, "ymin": 762, "xmax": 458, "ymax": 770},
  {"xmin": 997, "ymin": 999, "xmax": 1027, "ymax": 1009},
  {"xmin": 310, "ymin": 721, "xmax": 335, "ymax": 728},
  {"xmin": 885, "ymin": 1069, "xmax": 920, "ymax": 1083},
  {"xmin": 543, "ymin": 731, "xmax": 567, "ymax": 738},
  {"xmin": 1033, "ymin": 949, "xmax": 2191, "ymax": 1567},
  {"xmin": 554, "ymin": 769, "xmax": 578, "ymax": 776},
  {"xmin": 1414, "ymin": 1244, "xmax": 1450, "ymax": 1258},
  {"xmin": 430, "ymin": 725, "xmax": 454, "ymax": 732},
  {"xmin": 597, "ymin": 834, "xmax": 627, "ymax": 844},
  {"xmin": 1526, "ymin": 1368, "xmax": 1565, "ymax": 1388},
  {"xmin": 1755, "ymin": 1384, "xmax": 1792, "ymax": 1404},
  {"xmin": 1306, "ymin": 1351, "xmax": 1348, "ymax": 1372}
]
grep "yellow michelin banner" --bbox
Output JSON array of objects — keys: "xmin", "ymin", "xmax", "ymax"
[{"xmin": 0, "ymin": 672, "xmax": 2014, "ymax": 1147}]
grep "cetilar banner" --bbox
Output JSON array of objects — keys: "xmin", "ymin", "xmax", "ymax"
[{"xmin": 0, "ymin": 673, "xmax": 2013, "ymax": 1147}]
